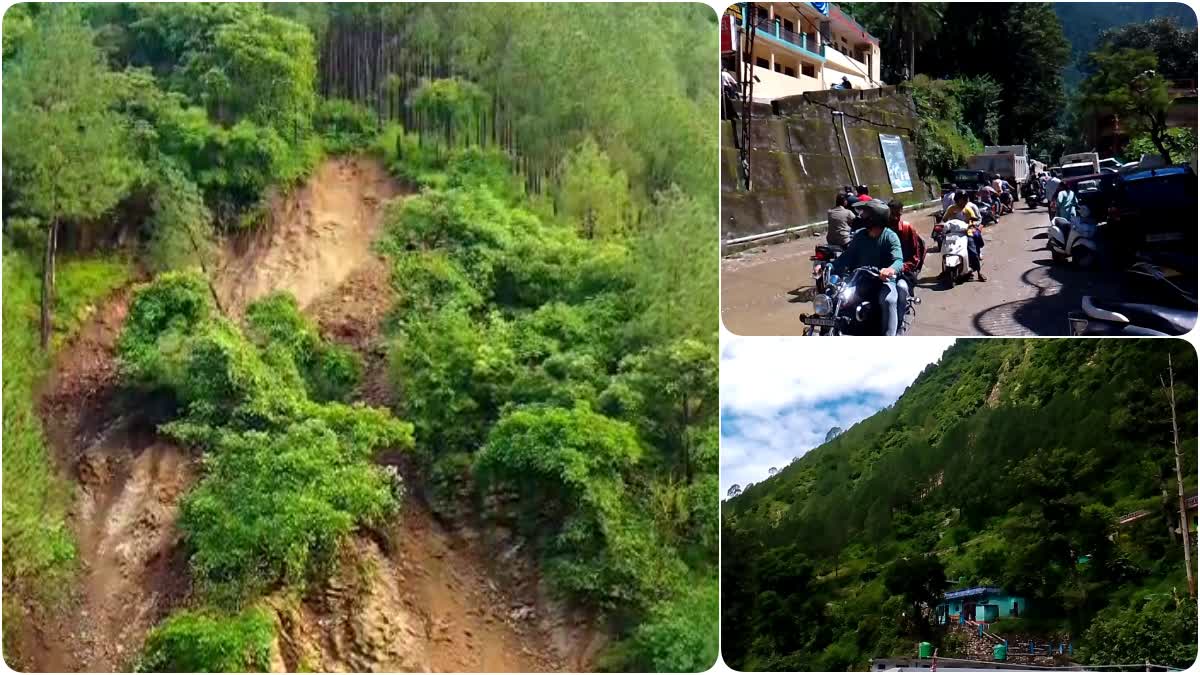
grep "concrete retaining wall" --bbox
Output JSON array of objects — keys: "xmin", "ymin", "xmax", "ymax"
[{"xmin": 722, "ymin": 85, "xmax": 935, "ymax": 241}]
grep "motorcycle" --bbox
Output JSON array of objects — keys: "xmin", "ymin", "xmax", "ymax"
[
  {"xmin": 940, "ymin": 219, "xmax": 972, "ymax": 287},
  {"xmin": 799, "ymin": 266, "xmax": 919, "ymax": 336},
  {"xmin": 931, "ymin": 211, "xmax": 946, "ymax": 252},
  {"xmin": 810, "ymin": 244, "xmax": 844, "ymax": 294},
  {"xmin": 999, "ymin": 189, "xmax": 1014, "ymax": 215},
  {"xmin": 978, "ymin": 202, "xmax": 998, "ymax": 226},
  {"xmin": 1068, "ymin": 296, "xmax": 1195, "ymax": 335}
]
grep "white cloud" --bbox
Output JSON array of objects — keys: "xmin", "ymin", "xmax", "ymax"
[{"xmin": 719, "ymin": 334, "xmax": 955, "ymax": 495}]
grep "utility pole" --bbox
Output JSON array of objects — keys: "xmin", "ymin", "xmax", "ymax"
[
  {"xmin": 1162, "ymin": 353, "xmax": 1196, "ymax": 599},
  {"xmin": 737, "ymin": 3, "xmax": 757, "ymax": 191}
]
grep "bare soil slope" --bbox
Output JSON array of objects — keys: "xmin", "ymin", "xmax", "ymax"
[{"xmin": 215, "ymin": 156, "xmax": 402, "ymax": 316}]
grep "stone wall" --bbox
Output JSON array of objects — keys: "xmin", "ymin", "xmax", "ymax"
[{"xmin": 722, "ymin": 85, "xmax": 935, "ymax": 241}]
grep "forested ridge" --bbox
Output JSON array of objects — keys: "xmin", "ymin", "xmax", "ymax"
[
  {"xmin": 723, "ymin": 340, "xmax": 1198, "ymax": 671},
  {"xmin": 2, "ymin": 4, "xmax": 717, "ymax": 671}
]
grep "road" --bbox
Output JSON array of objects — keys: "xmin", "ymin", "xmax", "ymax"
[{"xmin": 721, "ymin": 203, "xmax": 1125, "ymax": 336}]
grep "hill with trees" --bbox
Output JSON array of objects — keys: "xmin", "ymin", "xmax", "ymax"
[
  {"xmin": 1053, "ymin": 2, "xmax": 1197, "ymax": 86},
  {"xmin": 2, "ymin": 4, "xmax": 717, "ymax": 672},
  {"xmin": 723, "ymin": 339, "xmax": 1198, "ymax": 671}
]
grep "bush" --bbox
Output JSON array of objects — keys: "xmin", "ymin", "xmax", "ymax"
[
  {"xmin": 180, "ymin": 420, "xmax": 399, "ymax": 603},
  {"xmin": 244, "ymin": 292, "xmax": 362, "ymax": 402},
  {"xmin": 601, "ymin": 577, "xmax": 719, "ymax": 672},
  {"xmin": 476, "ymin": 406, "xmax": 685, "ymax": 610},
  {"xmin": 383, "ymin": 250, "xmax": 484, "ymax": 324},
  {"xmin": 1079, "ymin": 596, "xmax": 1198, "ymax": 669},
  {"xmin": 314, "ymin": 98, "xmax": 378, "ymax": 154},
  {"xmin": 138, "ymin": 608, "xmax": 274, "ymax": 672}
]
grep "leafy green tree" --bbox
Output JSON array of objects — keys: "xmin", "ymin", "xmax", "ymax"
[
  {"xmin": 884, "ymin": 555, "xmax": 947, "ymax": 636},
  {"xmin": 1080, "ymin": 48, "xmax": 1183, "ymax": 163},
  {"xmin": 1091, "ymin": 17, "xmax": 1198, "ymax": 82},
  {"xmin": 604, "ymin": 577, "xmax": 719, "ymax": 672},
  {"xmin": 556, "ymin": 137, "xmax": 631, "ymax": 240},
  {"xmin": 1080, "ymin": 597, "xmax": 1198, "ymax": 669},
  {"xmin": 2, "ymin": 6, "xmax": 140, "ymax": 347}
]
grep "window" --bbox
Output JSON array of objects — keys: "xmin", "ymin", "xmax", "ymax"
[
  {"xmin": 756, "ymin": 57, "xmax": 770, "ymax": 69},
  {"xmin": 783, "ymin": 19, "xmax": 795, "ymax": 33},
  {"xmin": 784, "ymin": 66, "xmax": 796, "ymax": 77},
  {"xmin": 801, "ymin": 62, "xmax": 816, "ymax": 78}
]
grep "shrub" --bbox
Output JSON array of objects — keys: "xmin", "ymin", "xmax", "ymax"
[
  {"xmin": 180, "ymin": 419, "xmax": 399, "ymax": 604},
  {"xmin": 314, "ymin": 98, "xmax": 378, "ymax": 154},
  {"xmin": 137, "ymin": 607, "xmax": 274, "ymax": 672},
  {"xmin": 244, "ymin": 292, "xmax": 362, "ymax": 402},
  {"xmin": 601, "ymin": 577, "xmax": 719, "ymax": 672}
]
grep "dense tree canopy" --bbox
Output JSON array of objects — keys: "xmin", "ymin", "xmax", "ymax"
[{"xmin": 724, "ymin": 340, "xmax": 1198, "ymax": 671}]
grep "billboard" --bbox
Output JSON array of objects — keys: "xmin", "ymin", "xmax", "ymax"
[{"xmin": 878, "ymin": 134, "xmax": 913, "ymax": 194}]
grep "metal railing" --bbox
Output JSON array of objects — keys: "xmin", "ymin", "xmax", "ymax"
[{"xmin": 745, "ymin": 15, "xmax": 824, "ymax": 57}]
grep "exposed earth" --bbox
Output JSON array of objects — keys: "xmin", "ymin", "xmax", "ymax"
[{"xmin": 15, "ymin": 156, "xmax": 594, "ymax": 673}]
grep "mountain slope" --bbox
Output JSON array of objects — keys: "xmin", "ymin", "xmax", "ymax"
[
  {"xmin": 1054, "ymin": 2, "xmax": 1197, "ymax": 85},
  {"xmin": 722, "ymin": 339, "xmax": 1198, "ymax": 671}
]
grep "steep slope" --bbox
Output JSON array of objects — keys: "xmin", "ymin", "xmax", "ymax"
[
  {"xmin": 15, "ymin": 155, "xmax": 585, "ymax": 672},
  {"xmin": 723, "ymin": 339, "xmax": 1198, "ymax": 671}
]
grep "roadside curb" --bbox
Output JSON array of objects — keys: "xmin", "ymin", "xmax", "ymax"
[{"xmin": 722, "ymin": 198, "xmax": 942, "ymax": 257}]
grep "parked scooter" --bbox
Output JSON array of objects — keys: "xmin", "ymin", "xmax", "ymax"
[
  {"xmin": 939, "ymin": 219, "xmax": 972, "ymax": 287},
  {"xmin": 800, "ymin": 266, "xmax": 919, "ymax": 336},
  {"xmin": 1068, "ymin": 296, "xmax": 1195, "ymax": 335},
  {"xmin": 1046, "ymin": 216, "xmax": 1098, "ymax": 267}
]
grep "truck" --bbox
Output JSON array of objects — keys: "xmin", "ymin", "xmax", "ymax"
[
  {"xmin": 1059, "ymin": 152, "xmax": 1100, "ymax": 178},
  {"xmin": 968, "ymin": 145, "xmax": 1029, "ymax": 186}
]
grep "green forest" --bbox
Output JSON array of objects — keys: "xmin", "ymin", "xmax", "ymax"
[
  {"xmin": 2, "ymin": 4, "xmax": 717, "ymax": 672},
  {"xmin": 840, "ymin": 2, "xmax": 1198, "ymax": 180},
  {"xmin": 723, "ymin": 340, "xmax": 1199, "ymax": 671}
]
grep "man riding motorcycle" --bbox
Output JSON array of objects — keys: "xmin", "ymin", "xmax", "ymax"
[
  {"xmin": 942, "ymin": 191, "xmax": 987, "ymax": 281},
  {"xmin": 828, "ymin": 200, "xmax": 905, "ymax": 335},
  {"xmin": 826, "ymin": 191, "xmax": 855, "ymax": 247}
]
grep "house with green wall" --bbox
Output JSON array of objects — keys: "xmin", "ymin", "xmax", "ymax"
[{"xmin": 935, "ymin": 586, "xmax": 1028, "ymax": 624}]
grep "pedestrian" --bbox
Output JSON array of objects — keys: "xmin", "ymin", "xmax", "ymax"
[
  {"xmin": 1055, "ymin": 181, "xmax": 1079, "ymax": 224},
  {"xmin": 826, "ymin": 192, "xmax": 855, "ymax": 247},
  {"xmin": 721, "ymin": 66, "xmax": 739, "ymax": 121},
  {"xmin": 841, "ymin": 76, "xmax": 853, "ymax": 90}
]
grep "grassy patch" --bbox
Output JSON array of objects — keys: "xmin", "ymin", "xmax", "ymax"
[{"xmin": 2, "ymin": 250, "xmax": 130, "ymax": 641}]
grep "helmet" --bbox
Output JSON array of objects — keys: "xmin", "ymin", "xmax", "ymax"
[{"xmin": 854, "ymin": 200, "xmax": 890, "ymax": 229}]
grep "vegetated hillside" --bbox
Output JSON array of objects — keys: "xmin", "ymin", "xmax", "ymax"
[
  {"xmin": 723, "ymin": 339, "xmax": 1198, "ymax": 672},
  {"xmin": 1054, "ymin": 2, "xmax": 1197, "ymax": 85},
  {"xmin": 2, "ymin": 4, "xmax": 717, "ymax": 672}
]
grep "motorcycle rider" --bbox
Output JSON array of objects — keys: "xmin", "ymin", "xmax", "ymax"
[
  {"xmin": 940, "ymin": 182, "xmax": 956, "ymax": 212},
  {"xmin": 855, "ymin": 184, "xmax": 872, "ymax": 202},
  {"xmin": 887, "ymin": 198, "xmax": 923, "ymax": 315},
  {"xmin": 827, "ymin": 192, "xmax": 855, "ymax": 247},
  {"xmin": 828, "ymin": 200, "xmax": 905, "ymax": 335},
  {"xmin": 942, "ymin": 191, "xmax": 987, "ymax": 281}
]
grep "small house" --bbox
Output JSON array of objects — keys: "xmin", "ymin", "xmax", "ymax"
[{"xmin": 935, "ymin": 586, "xmax": 1027, "ymax": 624}]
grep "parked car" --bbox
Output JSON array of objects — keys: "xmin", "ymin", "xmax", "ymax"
[{"xmin": 1108, "ymin": 164, "xmax": 1198, "ymax": 265}]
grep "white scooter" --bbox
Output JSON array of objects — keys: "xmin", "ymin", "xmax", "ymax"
[
  {"xmin": 940, "ymin": 219, "xmax": 972, "ymax": 287},
  {"xmin": 1047, "ymin": 206, "xmax": 1099, "ymax": 268}
]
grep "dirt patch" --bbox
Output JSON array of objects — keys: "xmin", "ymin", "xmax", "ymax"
[
  {"xmin": 214, "ymin": 156, "xmax": 403, "ymax": 316},
  {"xmin": 21, "ymin": 289, "xmax": 195, "ymax": 673},
  {"xmin": 306, "ymin": 256, "xmax": 395, "ymax": 409}
]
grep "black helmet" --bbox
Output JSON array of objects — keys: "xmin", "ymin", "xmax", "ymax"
[
  {"xmin": 855, "ymin": 184, "xmax": 869, "ymax": 195},
  {"xmin": 853, "ymin": 200, "xmax": 890, "ymax": 229}
]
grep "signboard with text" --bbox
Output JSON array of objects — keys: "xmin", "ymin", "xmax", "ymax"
[{"xmin": 879, "ymin": 134, "xmax": 913, "ymax": 193}]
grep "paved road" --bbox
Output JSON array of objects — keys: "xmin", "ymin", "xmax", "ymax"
[{"xmin": 721, "ymin": 204, "xmax": 1126, "ymax": 336}]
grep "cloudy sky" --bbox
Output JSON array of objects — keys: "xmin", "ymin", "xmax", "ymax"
[{"xmin": 720, "ymin": 335, "xmax": 956, "ymax": 496}]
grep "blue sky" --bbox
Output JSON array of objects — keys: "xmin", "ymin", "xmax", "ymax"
[{"xmin": 720, "ymin": 336, "xmax": 955, "ymax": 496}]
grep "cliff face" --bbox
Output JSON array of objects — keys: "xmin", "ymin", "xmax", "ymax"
[{"xmin": 721, "ymin": 86, "xmax": 932, "ymax": 241}]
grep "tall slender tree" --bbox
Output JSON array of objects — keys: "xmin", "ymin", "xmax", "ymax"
[{"xmin": 2, "ymin": 6, "xmax": 138, "ymax": 348}]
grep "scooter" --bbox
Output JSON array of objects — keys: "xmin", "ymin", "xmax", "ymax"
[
  {"xmin": 1068, "ymin": 296, "xmax": 1195, "ymax": 335},
  {"xmin": 940, "ymin": 219, "xmax": 972, "ymax": 287},
  {"xmin": 1046, "ymin": 216, "xmax": 1099, "ymax": 267}
]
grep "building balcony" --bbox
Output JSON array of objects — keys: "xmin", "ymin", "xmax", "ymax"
[{"xmin": 745, "ymin": 15, "xmax": 825, "ymax": 60}]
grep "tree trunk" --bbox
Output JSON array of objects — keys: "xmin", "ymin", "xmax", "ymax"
[{"xmin": 40, "ymin": 215, "xmax": 59, "ymax": 350}]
